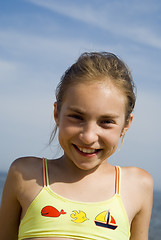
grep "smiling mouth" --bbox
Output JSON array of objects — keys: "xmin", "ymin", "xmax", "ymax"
[{"xmin": 73, "ymin": 144, "xmax": 102, "ymax": 154}]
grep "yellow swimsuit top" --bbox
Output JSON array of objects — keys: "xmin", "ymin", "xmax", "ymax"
[{"xmin": 18, "ymin": 158, "xmax": 130, "ymax": 240}]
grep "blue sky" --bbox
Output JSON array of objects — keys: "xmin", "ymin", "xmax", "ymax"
[{"xmin": 0, "ymin": 0, "xmax": 161, "ymax": 190}]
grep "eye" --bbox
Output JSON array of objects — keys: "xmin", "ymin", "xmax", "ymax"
[
  {"xmin": 68, "ymin": 114, "xmax": 83, "ymax": 120},
  {"xmin": 101, "ymin": 120, "xmax": 113, "ymax": 124},
  {"xmin": 100, "ymin": 119, "xmax": 115, "ymax": 127}
]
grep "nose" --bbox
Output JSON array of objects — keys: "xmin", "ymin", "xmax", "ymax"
[{"xmin": 79, "ymin": 122, "xmax": 99, "ymax": 145}]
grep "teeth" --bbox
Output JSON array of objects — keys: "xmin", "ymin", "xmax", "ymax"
[{"xmin": 77, "ymin": 147, "xmax": 97, "ymax": 154}]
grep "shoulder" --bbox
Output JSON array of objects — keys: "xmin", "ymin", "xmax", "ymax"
[
  {"xmin": 10, "ymin": 156, "xmax": 43, "ymax": 175},
  {"xmin": 121, "ymin": 166, "xmax": 153, "ymax": 190},
  {"xmin": 120, "ymin": 167, "xmax": 154, "ymax": 239},
  {"xmin": 0, "ymin": 157, "xmax": 43, "ymax": 238},
  {"xmin": 7, "ymin": 157, "xmax": 43, "ymax": 192},
  {"xmin": 120, "ymin": 166, "xmax": 153, "ymax": 227},
  {"xmin": 10, "ymin": 156, "xmax": 43, "ymax": 169},
  {"xmin": 121, "ymin": 166, "xmax": 153, "ymax": 209},
  {"xmin": 9, "ymin": 156, "xmax": 43, "ymax": 176}
]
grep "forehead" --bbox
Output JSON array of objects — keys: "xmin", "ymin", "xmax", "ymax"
[{"xmin": 61, "ymin": 82, "xmax": 126, "ymax": 116}]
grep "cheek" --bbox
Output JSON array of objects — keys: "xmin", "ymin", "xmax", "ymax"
[
  {"xmin": 102, "ymin": 129, "xmax": 121, "ymax": 146},
  {"xmin": 59, "ymin": 122, "xmax": 78, "ymax": 135},
  {"xmin": 58, "ymin": 123, "xmax": 78, "ymax": 145}
]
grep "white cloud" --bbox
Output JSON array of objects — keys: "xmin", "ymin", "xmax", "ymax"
[
  {"xmin": 124, "ymin": 27, "xmax": 161, "ymax": 49},
  {"xmin": 0, "ymin": 28, "xmax": 127, "ymax": 72},
  {"xmin": 26, "ymin": 0, "xmax": 161, "ymax": 50},
  {"xmin": 0, "ymin": 29, "xmax": 68, "ymax": 56},
  {"xmin": 0, "ymin": 29, "xmax": 97, "ymax": 60}
]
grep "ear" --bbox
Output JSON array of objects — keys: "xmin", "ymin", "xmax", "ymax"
[
  {"xmin": 121, "ymin": 113, "xmax": 133, "ymax": 137},
  {"xmin": 54, "ymin": 102, "xmax": 59, "ymax": 126}
]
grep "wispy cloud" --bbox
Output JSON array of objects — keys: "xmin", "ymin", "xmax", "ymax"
[
  {"xmin": 0, "ymin": 29, "xmax": 93, "ymax": 58},
  {"xmin": 0, "ymin": 28, "xmax": 124, "ymax": 68},
  {"xmin": 26, "ymin": 0, "xmax": 161, "ymax": 50},
  {"xmin": 0, "ymin": 29, "xmax": 70, "ymax": 56},
  {"xmin": 123, "ymin": 27, "xmax": 161, "ymax": 49}
]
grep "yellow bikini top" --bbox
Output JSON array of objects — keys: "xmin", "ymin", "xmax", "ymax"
[{"xmin": 18, "ymin": 158, "xmax": 130, "ymax": 240}]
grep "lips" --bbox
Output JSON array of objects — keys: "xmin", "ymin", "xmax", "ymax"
[{"xmin": 73, "ymin": 144, "xmax": 101, "ymax": 154}]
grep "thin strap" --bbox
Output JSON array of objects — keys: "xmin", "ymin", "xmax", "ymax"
[
  {"xmin": 115, "ymin": 166, "xmax": 121, "ymax": 194},
  {"xmin": 42, "ymin": 158, "xmax": 49, "ymax": 186},
  {"xmin": 45, "ymin": 158, "xmax": 49, "ymax": 186},
  {"xmin": 42, "ymin": 158, "xmax": 46, "ymax": 187}
]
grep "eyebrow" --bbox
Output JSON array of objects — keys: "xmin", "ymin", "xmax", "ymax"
[
  {"xmin": 68, "ymin": 106, "xmax": 120, "ymax": 119},
  {"xmin": 100, "ymin": 114, "xmax": 120, "ymax": 119},
  {"xmin": 68, "ymin": 106, "xmax": 85, "ymax": 115}
]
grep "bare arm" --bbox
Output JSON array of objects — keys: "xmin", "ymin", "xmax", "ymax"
[
  {"xmin": 130, "ymin": 170, "xmax": 153, "ymax": 240},
  {"xmin": 0, "ymin": 162, "xmax": 22, "ymax": 240}
]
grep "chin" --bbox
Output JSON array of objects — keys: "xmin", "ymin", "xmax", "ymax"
[{"xmin": 74, "ymin": 161, "xmax": 100, "ymax": 171}]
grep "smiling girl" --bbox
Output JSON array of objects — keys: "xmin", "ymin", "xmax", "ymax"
[{"xmin": 0, "ymin": 52, "xmax": 153, "ymax": 240}]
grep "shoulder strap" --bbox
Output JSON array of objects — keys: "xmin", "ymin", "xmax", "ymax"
[
  {"xmin": 42, "ymin": 158, "xmax": 49, "ymax": 187},
  {"xmin": 115, "ymin": 166, "xmax": 121, "ymax": 194}
]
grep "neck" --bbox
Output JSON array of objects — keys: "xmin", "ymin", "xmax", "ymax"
[{"xmin": 59, "ymin": 154, "xmax": 112, "ymax": 181}]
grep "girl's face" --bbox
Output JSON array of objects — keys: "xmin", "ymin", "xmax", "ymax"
[{"xmin": 54, "ymin": 82, "xmax": 132, "ymax": 170}]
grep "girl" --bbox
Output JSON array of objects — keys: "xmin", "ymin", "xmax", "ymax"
[{"xmin": 0, "ymin": 52, "xmax": 153, "ymax": 240}]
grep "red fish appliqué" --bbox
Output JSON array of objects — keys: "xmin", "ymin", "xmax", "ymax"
[{"xmin": 41, "ymin": 206, "xmax": 66, "ymax": 217}]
